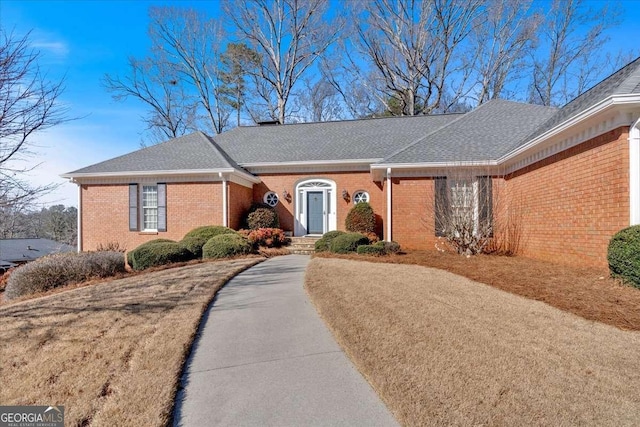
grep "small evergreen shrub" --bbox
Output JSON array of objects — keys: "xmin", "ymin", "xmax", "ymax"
[
  {"xmin": 244, "ymin": 203, "xmax": 279, "ymax": 229},
  {"xmin": 314, "ymin": 230, "xmax": 346, "ymax": 252},
  {"xmin": 330, "ymin": 233, "xmax": 370, "ymax": 254},
  {"xmin": 5, "ymin": 251, "xmax": 126, "ymax": 300},
  {"xmin": 202, "ymin": 234, "xmax": 252, "ymax": 259},
  {"xmin": 345, "ymin": 202, "xmax": 376, "ymax": 234},
  {"xmin": 126, "ymin": 239, "xmax": 176, "ymax": 266},
  {"xmin": 180, "ymin": 236, "xmax": 209, "ymax": 258},
  {"xmin": 608, "ymin": 225, "xmax": 640, "ymax": 287},
  {"xmin": 357, "ymin": 244, "xmax": 386, "ymax": 256},
  {"xmin": 128, "ymin": 242, "xmax": 192, "ymax": 271},
  {"xmin": 375, "ymin": 240, "xmax": 401, "ymax": 254},
  {"xmin": 240, "ymin": 228, "xmax": 289, "ymax": 248},
  {"xmin": 183, "ymin": 225, "xmax": 237, "ymax": 240}
]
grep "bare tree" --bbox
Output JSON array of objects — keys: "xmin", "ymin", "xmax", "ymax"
[
  {"xmin": 0, "ymin": 29, "xmax": 68, "ymax": 209},
  {"xmin": 292, "ymin": 78, "xmax": 343, "ymax": 122},
  {"xmin": 528, "ymin": 0, "xmax": 619, "ymax": 106},
  {"xmin": 104, "ymin": 7, "xmax": 231, "ymax": 139},
  {"xmin": 469, "ymin": 0, "xmax": 539, "ymax": 105},
  {"xmin": 224, "ymin": 0, "xmax": 343, "ymax": 124},
  {"xmin": 345, "ymin": 0, "xmax": 481, "ymax": 116}
]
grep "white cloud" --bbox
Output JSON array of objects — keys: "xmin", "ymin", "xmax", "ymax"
[{"xmin": 32, "ymin": 40, "xmax": 70, "ymax": 58}]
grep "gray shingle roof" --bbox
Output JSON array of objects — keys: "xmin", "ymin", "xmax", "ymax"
[
  {"xmin": 213, "ymin": 114, "xmax": 461, "ymax": 164},
  {"xmin": 0, "ymin": 238, "xmax": 75, "ymax": 263},
  {"xmin": 381, "ymin": 100, "xmax": 558, "ymax": 164},
  {"xmin": 526, "ymin": 57, "xmax": 640, "ymax": 142},
  {"xmin": 65, "ymin": 132, "xmax": 241, "ymax": 175}
]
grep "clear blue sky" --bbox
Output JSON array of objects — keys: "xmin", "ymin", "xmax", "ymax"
[{"xmin": 1, "ymin": 0, "xmax": 639, "ymax": 207}]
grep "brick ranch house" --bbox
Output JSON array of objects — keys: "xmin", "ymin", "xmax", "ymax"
[{"xmin": 63, "ymin": 58, "xmax": 640, "ymax": 268}]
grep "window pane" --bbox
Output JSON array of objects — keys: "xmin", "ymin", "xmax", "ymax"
[{"xmin": 142, "ymin": 186, "xmax": 158, "ymax": 230}]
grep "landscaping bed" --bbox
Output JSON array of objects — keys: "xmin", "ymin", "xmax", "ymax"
[
  {"xmin": 305, "ymin": 258, "xmax": 640, "ymax": 426},
  {"xmin": 0, "ymin": 258, "xmax": 260, "ymax": 426},
  {"xmin": 315, "ymin": 250, "xmax": 640, "ymax": 330}
]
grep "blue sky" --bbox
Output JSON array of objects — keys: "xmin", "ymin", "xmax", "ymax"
[{"xmin": 1, "ymin": 0, "xmax": 640, "ymax": 207}]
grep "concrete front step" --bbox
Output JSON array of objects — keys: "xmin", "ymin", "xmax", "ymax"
[{"xmin": 287, "ymin": 236, "xmax": 321, "ymax": 254}]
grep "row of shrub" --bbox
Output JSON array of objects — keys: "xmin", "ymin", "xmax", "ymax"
[
  {"xmin": 315, "ymin": 230, "xmax": 400, "ymax": 256},
  {"xmin": 127, "ymin": 225, "xmax": 289, "ymax": 271},
  {"xmin": 5, "ymin": 251, "xmax": 126, "ymax": 301}
]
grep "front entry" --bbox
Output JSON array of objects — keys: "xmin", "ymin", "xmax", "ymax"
[
  {"xmin": 294, "ymin": 179, "xmax": 337, "ymax": 236},
  {"xmin": 307, "ymin": 191, "xmax": 324, "ymax": 234}
]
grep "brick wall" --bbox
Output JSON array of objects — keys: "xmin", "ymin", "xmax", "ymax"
[
  {"xmin": 254, "ymin": 172, "xmax": 386, "ymax": 236},
  {"xmin": 504, "ymin": 127, "xmax": 629, "ymax": 267},
  {"xmin": 81, "ymin": 181, "xmax": 222, "ymax": 251},
  {"xmin": 228, "ymin": 182, "xmax": 253, "ymax": 230},
  {"xmin": 390, "ymin": 177, "xmax": 438, "ymax": 250}
]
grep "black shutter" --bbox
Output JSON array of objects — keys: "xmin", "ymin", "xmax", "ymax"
[
  {"xmin": 434, "ymin": 177, "xmax": 449, "ymax": 237},
  {"xmin": 157, "ymin": 183, "xmax": 167, "ymax": 232},
  {"xmin": 478, "ymin": 176, "xmax": 493, "ymax": 236},
  {"xmin": 129, "ymin": 184, "xmax": 138, "ymax": 231}
]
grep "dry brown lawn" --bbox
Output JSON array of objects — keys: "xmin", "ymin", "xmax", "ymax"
[
  {"xmin": 306, "ymin": 258, "xmax": 640, "ymax": 426},
  {"xmin": 0, "ymin": 258, "xmax": 260, "ymax": 426},
  {"xmin": 316, "ymin": 250, "xmax": 640, "ymax": 330}
]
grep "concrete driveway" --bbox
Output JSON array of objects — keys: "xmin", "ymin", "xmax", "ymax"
[{"xmin": 173, "ymin": 254, "xmax": 398, "ymax": 426}]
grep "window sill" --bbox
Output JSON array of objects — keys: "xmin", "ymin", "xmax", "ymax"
[{"xmin": 138, "ymin": 231, "xmax": 158, "ymax": 235}]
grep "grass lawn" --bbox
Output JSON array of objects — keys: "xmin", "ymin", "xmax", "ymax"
[
  {"xmin": 316, "ymin": 250, "xmax": 640, "ymax": 330},
  {"xmin": 0, "ymin": 258, "xmax": 260, "ymax": 426},
  {"xmin": 306, "ymin": 258, "xmax": 640, "ymax": 426}
]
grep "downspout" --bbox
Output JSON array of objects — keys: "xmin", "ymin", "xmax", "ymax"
[
  {"xmin": 219, "ymin": 172, "xmax": 228, "ymax": 227},
  {"xmin": 630, "ymin": 118, "xmax": 640, "ymax": 225},
  {"xmin": 76, "ymin": 181, "xmax": 82, "ymax": 252},
  {"xmin": 386, "ymin": 167, "xmax": 392, "ymax": 241}
]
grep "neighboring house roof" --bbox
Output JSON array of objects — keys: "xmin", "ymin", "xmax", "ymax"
[
  {"xmin": 0, "ymin": 238, "xmax": 75, "ymax": 263},
  {"xmin": 380, "ymin": 100, "xmax": 558, "ymax": 164},
  {"xmin": 64, "ymin": 132, "xmax": 243, "ymax": 175},
  {"xmin": 214, "ymin": 113, "xmax": 461, "ymax": 164}
]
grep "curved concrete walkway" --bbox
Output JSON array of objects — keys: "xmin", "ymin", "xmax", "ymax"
[{"xmin": 173, "ymin": 254, "xmax": 397, "ymax": 426}]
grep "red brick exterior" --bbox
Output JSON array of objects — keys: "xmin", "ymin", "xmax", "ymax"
[
  {"xmin": 228, "ymin": 182, "xmax": 253, "ymax": 230},
  {"xmin": 503, "ymin": 127, "xmax": 629, "ymax": 267},
  {"xmin": 254, "ymin": 172, "xmax": 387, "ymax": 236},
  {"xmin": 81, "ymin": 182, "xmax": 222, "ymax": 251},
  {"xmin": 390, "ymin": 177, "xmax": 438, "ymax": 250}
]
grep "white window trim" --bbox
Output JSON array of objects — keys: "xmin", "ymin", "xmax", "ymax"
[
  {"xmin": 353, "ymin": 190, "xmax": 370, "ymax": 204},
  {"xmin": 448, "ymin": 178, "xmax": 479, "ymax": 235},
  {"xmin": 263, "ymin": 191, "xmax": 279, "ymax": 207},
  {"xmin": 141, "ymin": 184, "xmax": 159, "ymax": 232}
]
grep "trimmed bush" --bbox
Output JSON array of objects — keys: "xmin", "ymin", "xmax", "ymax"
[
  {"xmin": 345, "ymin": 202, "xmax": 376, "ymax": 234},
  {"xmin": 183, "ymin": 225, "xmax": 237, "ymax": 240},
  {"xmin": 608, "ymin": 226, "xmax": 640, "ymax": 287},
  {"xmin": 375, "ymin": 240, "xmax": 401, "ymax": 254},
  {"xmin": 315, "ymin": 230, "xmax": 346, "ymax": 252},
  {"xmin": 357, "ymin": 244, "xmax": 386, "ymax": 256},
  {"xmin": 245, "ymin": 203, "xmax": 279, "ymax": 229},
  {"xmin": 126, "ymin": 239, "xmax": 176, "ymax": 266},
  {"xmin": 240, "ymin": 228, "xmax": 289, "ymax": 248},
  {"xmin": 128, "ymin": 241, "xmax": 192, "ymax": 271},
  {"xmin": 5, "ymin": 251, "xmax": 126, "ymax": 300},
  {"xmin": 202, "ymin": 234, "xmax": 252, "ymax": 259},
  {"xmin": 330, "ymin": 233, "xmax": 370, "ymax": 254},
  {"xmin": 180, "ymin": 236, "xmax": 209, "ymax": 258}
]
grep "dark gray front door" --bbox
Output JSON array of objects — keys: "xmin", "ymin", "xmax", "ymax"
[{"xmin": 307, "ymin": 191, "xmax": 324, "ymax": 234}]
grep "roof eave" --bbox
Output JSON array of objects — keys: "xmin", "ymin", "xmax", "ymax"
[{"xmin": 61, "ymin": 168, "xmax": 261, "ymax": 184}]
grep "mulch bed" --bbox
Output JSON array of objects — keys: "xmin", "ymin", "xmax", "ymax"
[{"xmin": 315, "ymin": 250, "xmax": 640, "ymax": 330}]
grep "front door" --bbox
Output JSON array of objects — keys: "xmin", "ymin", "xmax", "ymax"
[{"xmin": 307, "ymin": 191, "xmax": 324, "ymax": 234}]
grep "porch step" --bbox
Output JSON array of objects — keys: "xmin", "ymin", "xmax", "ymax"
[{"xmin": 287, "ymin": 236, "xmax": 321, "ymax": 255}]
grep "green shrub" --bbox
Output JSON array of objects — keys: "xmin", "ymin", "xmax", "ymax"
[
  {"xmin": 375, "ymin": 240, "xmax": 401, "ymax": 254},
  {"xmin": 314, "ymin": 230, "xmax": 346, "ymax": 252},
  {"xmin": 245, "ymin": 203, "xmax": 279, "ymax": 229},
  {"xmin": 183, "ymin": 225, "xmax": 237, "ymax": 240},
  {"xmin": 330, "ymin": 233, "xmax": 370, "ymax": 254},
  {"xmin": 345, "ymin": 202, "xmax": 376, "ymax": 234},
  {"xmin": 180, "ymin": 236, "xmax": 209, "ymax": 258},
  {"xmin": 357, "ymin": 244, "xmax": 386, "ymax": 256},
  {"xmin": 5, "ymin": 251, "xmax": 126, "ymax": 300},
  {"xmin": 202, "ymin": 234, "xmax": 252, "ymax": 259},
  {"xmin": 128, "ymin": 242, "xmax": 192, "ymax": 271},
  {"xmin": 608, "ymin": 226, "xmax": 640, "ymax": 287},
  {"xmin": 126, "ymin": 239, "xmax": 176, "ymax": 266}
]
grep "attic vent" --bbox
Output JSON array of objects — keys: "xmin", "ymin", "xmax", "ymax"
[{"xmin": 257, "ymin": 120, "xmax": 280, "ymax": 126}]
